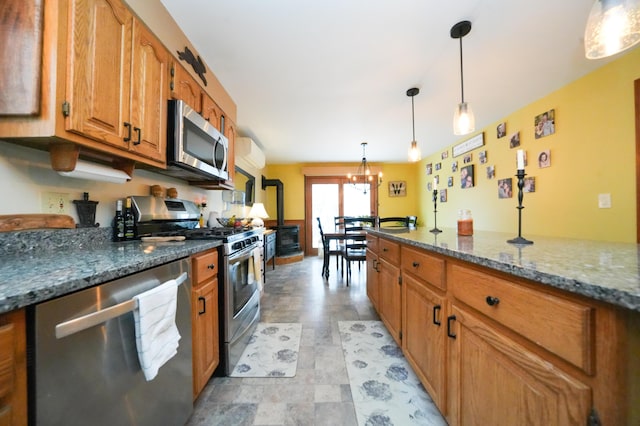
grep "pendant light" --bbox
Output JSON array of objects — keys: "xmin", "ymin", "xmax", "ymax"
[
  {"xmin": 407, "ymin": 87, "xmax": 422, "ymax": 162},
  {"xmin": 347, "ymin": 142, "xmax": 382, "ymax": 194},
  {"xmin": 584, "ymin": 0, "xmax": 640, "ymax": 59},
  {"xmin": 451, "ymin": 20, "xmax": 475, "ymax": 136}
]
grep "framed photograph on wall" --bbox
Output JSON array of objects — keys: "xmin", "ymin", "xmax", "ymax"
[
  {"xmin": 535, "ymin": 109, "xmax": 555, "ymax": 139},
  {"xmin": 538, "ymin": 150, "xmax": 551, "ymax": 168},
  {"xmin": 448, "ymin": 176, "xmax": 454, "ymax": 187},
  {"xmin": 440, "ymin": 189, "xmax": 448, "ymax": 203},
  {"xmin": 498, "ymin": 178, "xmax": 513, "ymax": 198},
  {"xmin": 461, "ymin": 165, "xmax": 474, "ymax": 189},
  {"xmin": 486, "ymin": 165, "xmax": 495, "ymax": 179},
  {"xmin": 388, "ymin": 181, "xmax": 406, "ymax": 197},
  {"xmin": 509, "ymin": 132, "xmax": 521, "ymax": 148},
  {"xmin": 497, "ymin": 122, "xmax": 506, "ymax": 138},
  {"xmin": 426, "ymin": 163, "xmax": 433, "ymax": 175},
  {"xmin": 524, "ymin": 177, "xmax": 536, "ymax": 193}
]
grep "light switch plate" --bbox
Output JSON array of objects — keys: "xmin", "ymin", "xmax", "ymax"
[
  {"xmin": 41, "ymin": 192, "xmax": 70, "ymax": 214},
  {"xmin": 598, "ymin": 193, "xmax": 611, "ymax": 209}
]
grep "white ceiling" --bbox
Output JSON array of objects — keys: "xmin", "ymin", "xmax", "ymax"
[{"xmin": 161, "ymin": 0, "xmax": 617, "ymax": 164}]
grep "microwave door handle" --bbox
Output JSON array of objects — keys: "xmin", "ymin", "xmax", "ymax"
[{"xmin": 54, "ymin": 272, "xmax": 188, "ymax": 339}]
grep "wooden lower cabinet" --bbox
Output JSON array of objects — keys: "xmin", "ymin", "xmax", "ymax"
[
  {"xmin": 366, "ymin": 248, "xmax": 379, "ymax": 310},
  {"xmin": 0, "ymin": 309, "xmax": 27, "ymax": 426},
  {"xmin": 377, "ymin": 256, "xmax": 401, "ymax": 346},
  {"xmin": 365, "ymin": 236, "xmax": 634, "ymax": 425},
  {"xmin": 191, "ymin": 249, "xmax": 219, "ymax": 399},
  {"xmin": 402, "ymin": 274, "xmax": 447, "ymax": 415},
  {"xmin": 447, "ymin": 304, "xmax": 591, "ymax": 425}
]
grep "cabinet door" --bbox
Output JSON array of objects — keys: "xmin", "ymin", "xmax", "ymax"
[
  {"xmin": 403, "ymin": 274, "xmax": 447, "ymax": 414},
  {"xmin": 171, "ymin": 62, "xmax": 202, "ymax": 113},
  {"xmin": 192, "ymin": 278, "xmax": 219, "ymax": 399},
  {"xmin": 447, "ymin": 305, "xmax": 591, "ymax": 426},
  {"xmin": 129, "ymin": 21, "xmax": 168, "ymax": 163},
  {"xmin": 366, "ymin": 249, "xmax": 379, "ymax": 310},
  {"xmin": 0, "ymin": 309, "xmax": 27, "ymax": 426},
  {"xmin": 66, "ymin": 0, "xmax": 132, "ymax": 148},
  {"xmin": 378, "ymin": 257, "xmax": 401, "ymax": 346},
  {"xmin": 201, "ymin": 94, "xmax": 222, "ymax": 128}
]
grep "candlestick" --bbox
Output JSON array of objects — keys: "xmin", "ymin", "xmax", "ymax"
[
  {"xmin": 507, "ymin": 169, "xmax": 533, "ymax": 245},
  {"xmin": 430, "ymin": 189, "xmax": 442, "ymax": 234}
]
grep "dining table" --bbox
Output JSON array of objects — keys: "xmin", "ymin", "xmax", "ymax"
[{"xmin": 322, "ymin": 230, "xmax": 367, "ymax": 278}]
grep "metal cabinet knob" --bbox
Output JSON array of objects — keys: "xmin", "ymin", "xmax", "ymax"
[{"xmin": 486, "ymin": 296, "xmax": 500, "ymax": 306}]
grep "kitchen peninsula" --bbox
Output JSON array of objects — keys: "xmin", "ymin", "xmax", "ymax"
[{"xmin": 366, "ymin": 227, "xmax": 640, "ymax": 425}]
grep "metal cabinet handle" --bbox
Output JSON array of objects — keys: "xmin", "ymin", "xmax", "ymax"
[
  {"xmin": 198, "ymin": 296, "xmax": 206, "ymax": 315},
  {"xmin": 207, "ymin": 264, "xmax": 215, "ymax": 270},
  {"xmin": 412, "ymin": 261, "xmax": 420, "ymax": 268},
  {"xmin": 447, "ymin": 315, "xmax": 457, "ymax": 339},
  {"xmin": 433, "ymin": 305, "xmax": 441, "ymax": 326},
  {"xmin": 486, "ymin": 296, "xmax": 500, "ymax": 306},
  {"xmin": 124, "ymin": 122, "xmax": 132, "ymax": 142},
  {"xmin": 55, "ymin": 272, "xmax": 188, "ymax": 339},
  {"xmin": 382, "ymin": 247, "xmax": 388, "ymax": 252},
  {"xmin": 133, "ymin": 127, "xmax": 141, "ymax": 145}
]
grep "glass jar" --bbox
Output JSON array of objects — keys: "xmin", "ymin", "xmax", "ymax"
[{"xmin": 457, "ymin": 209, "xmax": 473, "ymax": 236}]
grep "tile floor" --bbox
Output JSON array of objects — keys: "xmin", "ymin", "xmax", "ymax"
[{"xmin": 185, "ymin": 256, "xmax": 406, "ymax": 425}]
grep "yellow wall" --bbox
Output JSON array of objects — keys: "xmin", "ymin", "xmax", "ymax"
[
  {"xmin": 263, "ymin": 163, "xmax": 419, "ymax": 221},
  {"xmin": 417, "ymin": 47, "xmax": 640, "ymax": 243}
]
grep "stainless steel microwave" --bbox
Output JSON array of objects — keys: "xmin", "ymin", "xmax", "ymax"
[{"xmin": 164, "ymin": 99, "xmax": 229, "ymax": 181}]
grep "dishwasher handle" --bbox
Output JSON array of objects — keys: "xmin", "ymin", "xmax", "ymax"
[{"xmin": 55, "ymin": 272, "xmax": 188, "ymax": 339}]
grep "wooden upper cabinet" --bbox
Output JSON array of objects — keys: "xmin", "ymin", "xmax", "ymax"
[
  {"xmin": 171, "ymin": 62, "xmax": 202, "ymax": 113},
  {"xmin": 65, "ymin": 0, "xmax": 166, "ymax": 164},
  {"xmin": 0, "ymin": 0, "xmax": 44, "ymax": 116},
  {"xmin": 129, "ymin": 21, "xmax": 168, "ymax": 162},
  {"xmin": 201, "ymin": 94, "xmax": 222, "ymax": 127},
  {"xmin": 66, "ymin": 0, "xmax": 132, "ymax": 149}
]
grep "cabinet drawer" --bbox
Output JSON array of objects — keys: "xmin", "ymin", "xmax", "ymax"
[
  {"xmin": 378, "ymin": 238, "xmax": 399, "ymax": 264},
  {"xmin": 449, "ymin": 264, "xmax": 594, "ymax": 373},
  {"xmin": 366, "ymin": 234, "xmax": 378, "ymax": 253},
  {"xmin": 193, "ymin": 249, "xmax": 218, "ymax": 284},
  {"xmin": 401, "ymin": 246, "xmax": 445, "ymax": 291}
]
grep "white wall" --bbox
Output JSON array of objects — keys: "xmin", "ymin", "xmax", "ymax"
[{"xmin": 0, "ymin": 141, "xmax": 225, "ymax": 227}]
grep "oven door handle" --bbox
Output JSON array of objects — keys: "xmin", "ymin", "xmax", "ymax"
[
  {"xmin": 54, "ymin": 272, "xmax": 188, "ymax": 339},
  {"xmin": 228, "ymin": 245, "xmax": 259, "ymax": 263}
]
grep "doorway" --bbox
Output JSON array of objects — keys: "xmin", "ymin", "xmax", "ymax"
[{"xmin": 304, "ymin": 176, "xmax": 378, "ymax": 256}]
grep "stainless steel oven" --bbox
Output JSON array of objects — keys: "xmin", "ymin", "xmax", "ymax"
[{"xmin": 220, "ymin": 231, "xmax": 261, "ymax": 375}]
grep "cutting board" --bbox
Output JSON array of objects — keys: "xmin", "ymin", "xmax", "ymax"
[{"xmin": 0, "ymin": 214, "xmax": 76, "ymax": 232}]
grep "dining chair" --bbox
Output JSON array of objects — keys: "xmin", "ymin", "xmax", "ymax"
[
  {"xmin": 317, "ymin": 218, "xmax": 342, "ymax": 279},
  {"xmin": 378, "ymin": 216, "xmax": 410, "ymax": 228},
  {"xmin": 341, "ymin": 217, "xmax": 373, "ymax": 286}
]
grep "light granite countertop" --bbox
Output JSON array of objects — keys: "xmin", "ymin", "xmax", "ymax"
[
  {"xmin": 0, "ymin": 229, "xmax": 221, "ymax": 314},
  {"xmin": 368, "ymin": 227, "xmax": 640, "ymax": 312}
]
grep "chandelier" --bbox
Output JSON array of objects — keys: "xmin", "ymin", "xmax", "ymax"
[{"xmin": 347, "ymin": 142, "xmax": 382, "ymax": 194}]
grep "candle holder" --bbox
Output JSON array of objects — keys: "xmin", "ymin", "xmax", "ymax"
[
  {"xmin": 430, "ymin": 189, "xmax": 442, "ymax": 234},
  {"xmin": 507, "ymin": 169, "xmax": 533, "ymax": 245}
]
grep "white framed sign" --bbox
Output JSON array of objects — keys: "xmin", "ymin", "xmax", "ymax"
[{"xmin": 452, "ymin": 132, "xmax": 484, "ymax": 157}]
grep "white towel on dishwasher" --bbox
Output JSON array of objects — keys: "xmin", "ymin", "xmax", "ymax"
[{"xmin": 133, "ymin": 279, "xmax": 181, "ymax": 381}]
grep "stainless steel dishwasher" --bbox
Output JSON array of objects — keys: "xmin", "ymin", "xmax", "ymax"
[{"xmin": 28, "ymin": 258, "xmax": 193, "ymax": 426}]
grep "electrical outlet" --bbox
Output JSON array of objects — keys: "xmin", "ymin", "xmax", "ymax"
[
  {"xmin": 598, "ymin": 193, "xmax": 611, "ymax": 209},
  {"xmin": 41, "ymin": 192, "xmax": 70, "ymax": 214}
]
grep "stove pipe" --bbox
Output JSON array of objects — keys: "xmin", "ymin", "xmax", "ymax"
[{"xmin": 261, "ymin": 176, "xmax": 284, "ymax": 226}]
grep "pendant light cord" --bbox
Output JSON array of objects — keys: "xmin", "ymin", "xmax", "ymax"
[
  {"xmin": 411, "ymin": 95, "xmax": 416, "ymax": 141},
  {"xmin": 459, "ymin": 37, "xmax": 465, "ymax": 103}
]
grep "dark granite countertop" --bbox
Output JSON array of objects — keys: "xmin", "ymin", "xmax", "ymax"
[
  {"xmin": 0, "ymin": 228, "xmax": 222, "ymax": 314},
  {"xmin": 368, "ymin": 227, "xmax": 640, "ymax": 312}
]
